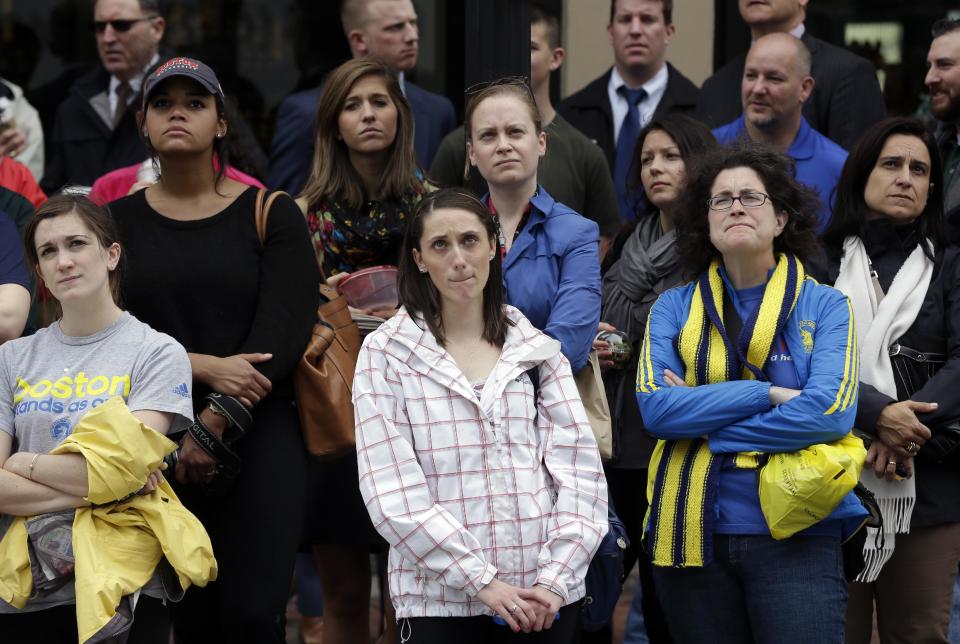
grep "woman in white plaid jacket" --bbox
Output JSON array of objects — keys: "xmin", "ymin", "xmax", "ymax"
[{"xmin": 352, "ymin": 189, "xmax": 608, "ymax": 643}]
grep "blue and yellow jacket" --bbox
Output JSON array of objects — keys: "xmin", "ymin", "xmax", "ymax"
[{"xmin": 636, "ymin": 275, "xmax": 867, "ymax": 547}]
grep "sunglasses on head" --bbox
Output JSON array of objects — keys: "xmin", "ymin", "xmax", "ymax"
[
  {"xmin": 465, "ymin": 76, "xmax": 533, "ymax": 99},
  {"xmin": 91, "ymin": 16, "xmax": 157, "ymax": 33}
]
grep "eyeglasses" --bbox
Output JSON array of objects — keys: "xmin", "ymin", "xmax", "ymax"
[
  {"xmin": 91, "ymin": 16, "xmax": 157, "ymax": 33},
  {"xmin": 707, "ymin": 191, "xmax": 771, "ymax": 211}
]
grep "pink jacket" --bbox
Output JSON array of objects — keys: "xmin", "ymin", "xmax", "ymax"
[
  {"xmin": 89, "ymin": 162, "xmax": 265, "ymax": 205},
  {"xmin": 353, "ymin": 305, "xmax": 608, "ymax": 618}
]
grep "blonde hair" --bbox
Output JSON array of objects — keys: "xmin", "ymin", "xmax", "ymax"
[
  {"xmin": 299, "ymin": 59, "xmax": 419, "ymax": 210},
  {"xmin": 464, "ymin": 80, "xmax": 543, "ymax": 142},
  {"xmin": 340, "ymin": 0, "xmax": 373, "ymax": 34}
]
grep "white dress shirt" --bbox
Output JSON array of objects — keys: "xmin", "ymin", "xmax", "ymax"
[
  {"xmin": 608, "ymin": 63, "xmax": 669, "ymax": 144},
  {"xmin": 108, "ymin": 53, "xmax": 160, "ymax": 118}
]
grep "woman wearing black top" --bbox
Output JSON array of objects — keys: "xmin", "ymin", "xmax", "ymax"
[
  {"xmin": 811, "ymin": 117, "xmax": 960, "ymax": 644},
  {"xmin": 110, "ymin": 58, "xmax": 319, "ymax": 643}
]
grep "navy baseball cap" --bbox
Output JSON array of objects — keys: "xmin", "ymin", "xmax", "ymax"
[{"xmin": 143, "ymin": 57, "xmax": 224, "ymax": 104}]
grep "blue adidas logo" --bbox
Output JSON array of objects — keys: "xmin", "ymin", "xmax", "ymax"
[{"xmin": 173, "ymin": 383, "xmax": 190, "ymax": 398}]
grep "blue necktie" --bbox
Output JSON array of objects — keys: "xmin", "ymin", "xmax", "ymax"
[{"xmin": 613, "ymin": 86, "xmax": 647, "ymax": 221}]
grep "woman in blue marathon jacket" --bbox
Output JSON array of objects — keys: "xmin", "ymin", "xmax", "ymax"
[
  {"xmin": 464, "ymin": 78, "xmax": 600, "ymax": 373},
  {"xmin": 636, "ymin": 145, "xmax": 866, "ymax": 644}
]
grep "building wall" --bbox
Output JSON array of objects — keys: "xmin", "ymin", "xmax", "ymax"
[{"xmin": 561, "ymin": 0, "xmax": 714, "ymax": 96}]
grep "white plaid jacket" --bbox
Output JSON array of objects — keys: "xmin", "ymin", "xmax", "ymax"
[{"xmin": 353, "ymin": 306, "xmax": 608, "ymax": 618}]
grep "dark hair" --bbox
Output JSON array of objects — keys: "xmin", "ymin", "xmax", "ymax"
[
  {"xmin": 23, "ymin": 194, "xmax": 123, "ymax": 308},
  {"xmin": 677, "ymin": 144, "xmax": 821, "ymax": 277},
  {"xmin": 932, "ymin": 18, "xmax": 960, "ymax": 39},
  {"xmin": 136, "ymin": 0, "xmax": 162, "ymax": 13},
  {"xmin": 300, "ymin": 59, "xmax": 419, "ymax": 210},
  {"xmin": 609, "ymin": 0, "xmax": 672, "ymax": 25},
  {"xmin": 96, "ymin": 0, "xmax": 163, "ymax": 14},
  {"xmin": 531, "ymin": 3, "xmax": 561, "ymax": 48},
  {"xmin": 398, "ymin": 188, "xmax": 510, "ymax": 347},
  {"xmin": 628, "ymin": 113, "xmax": 720, "ymax": 207},
  {"xmin": 137, "ymin": 58, "xmax": 232, "ymax": 192},
  {"xmin": 821, "ymin": 117, "xmax": 945, "ymax": 259}
]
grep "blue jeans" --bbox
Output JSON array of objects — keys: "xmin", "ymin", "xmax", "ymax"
[
  {"xmin": 949, "ymin": 571, "xmax": 959, "ymax": 644},
  {"xmin": 296, "ymin": 552, "xmax": 324, "ymax": 616},
  {"xmin": 623, "ymin": 581, "xmax": 650, "ymax": 644},
  {"xmin": 652, "ymin": 534, "xmax": 846, "ymax": 644}
]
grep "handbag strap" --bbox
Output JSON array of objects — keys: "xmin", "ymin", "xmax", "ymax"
[
  {"xmin": 253, "ymin": 188, "xmax": 289, "ymax": 246},
  {"xmin": 867, "ymin": 258, "xmax": 886, "ymax": 304},
  {"xmin": 888, "ymin": 343, "xmax": 946, "ymax": 363}
]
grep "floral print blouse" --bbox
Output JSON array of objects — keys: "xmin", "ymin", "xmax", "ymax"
[{"xmin": 305, "ymin": 173, "xmax": 433, "ymax": 277}]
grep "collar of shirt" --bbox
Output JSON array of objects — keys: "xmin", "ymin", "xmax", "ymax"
[
  {"xmin": 751, "ymin": 22, "xmax": 806, "ymax": 44},
  {"xmin": 108, "ymin": 52, "xmax": 160, "ymax": 116},
  {"xmin": 486, "ymin": 195, "xmax": 534, "ymax": 260},
  {"xmin": 608, "ymin": 63, "xmax": 669, "ymax": 144},
  {"xmin": 728, "ymin": 114, "xmax": 812, "ymax": 161},
  {"xmin": 397, "ymin": 71, "xmax": 407, "ymax": 98}
]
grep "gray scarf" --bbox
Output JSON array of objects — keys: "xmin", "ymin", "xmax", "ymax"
[{"xmin": 601, "ymin": 213, "xmax": 680, "ymax": 343}]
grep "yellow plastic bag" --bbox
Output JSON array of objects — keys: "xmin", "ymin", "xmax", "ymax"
[{"xmin": 759, "ymin": 433, "xmax": 866, "ymax": 540}]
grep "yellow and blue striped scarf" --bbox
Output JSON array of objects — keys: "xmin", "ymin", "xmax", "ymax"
[{"xmin": 641, "ymin": 253, "xmax": 804, "ymax": 567}]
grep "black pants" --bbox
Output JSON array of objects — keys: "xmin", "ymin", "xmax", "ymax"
[
  {"xmin": 580, "ymin": 466, "xmax": 672, "ymax": 644},
  {"xmin": 402, "ymin": 603, "xmax": 581, "ymax": 643},
  {"xmin": 0, "ymin": 595, "xmax": 169, "ymax": 644},
  {"xmin": 171, "ymin": 397, "xmax": 307, "ymax": 643}
]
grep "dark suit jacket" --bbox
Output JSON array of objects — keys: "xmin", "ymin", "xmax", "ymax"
[
  {"xmin": 698, "ymin": 32, "xmax": 886, "ymax": 151},
  {"xmin": 936, "ymin": 123, "xmax": 960, "ymax": 242},
  {"xmin": 42, "ymin": 66, "xmax": 148, "ymax": 193},
  {"xmin": 268, "ymin": 79, "xmax": 456, "ymax": 195},
  {"xmin": 558, "ymin": 63, "xmax": 701, "ymax": 170}
]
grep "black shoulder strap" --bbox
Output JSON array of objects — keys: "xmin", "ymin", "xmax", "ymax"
[{"xmin": 526, "ymin": 366, "xmax": 540, "ymax": 405}]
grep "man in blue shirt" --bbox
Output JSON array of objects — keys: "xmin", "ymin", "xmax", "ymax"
[{"xmin": 713, "ymin": 33, "xmax": 846, "ymax": 232}]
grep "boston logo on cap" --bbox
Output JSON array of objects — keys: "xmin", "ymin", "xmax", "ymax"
[{"xmin": 155, "ymin": 57, "xmax": 201, "ymax": 76}]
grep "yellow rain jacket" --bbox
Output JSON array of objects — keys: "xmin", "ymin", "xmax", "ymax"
[{"xmin": 0, "ymin": 397, "xmax": 217, "ymax": 643}]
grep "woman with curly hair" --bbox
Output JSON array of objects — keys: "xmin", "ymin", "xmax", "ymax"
[{"xmin": 636, "ymin": 145, "xmax": 867, "ymax": 643}]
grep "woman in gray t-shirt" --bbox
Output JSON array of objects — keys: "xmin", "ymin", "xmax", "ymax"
[{"xmin": 0, "ymin": 195, "xmax": 194, "ymax": 640}]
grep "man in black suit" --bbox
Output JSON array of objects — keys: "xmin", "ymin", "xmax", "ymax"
[
  {"xmin": 268, "ymin": 0, "xmax": 455, "ymax": 195},
  {"xmin": 41, "ymin": 0, "xmax": 164, "ymax": 193},
  {"xmin": 926, "ymin": 18, "xmax": 960, "ymax": 238},
  {"xmin": 558, "ymin": 0, "xmax": 699, "ymax": 221},
  {"xmin": 699, "ymin": 0, "xmax": 885, "ymax": 150}
]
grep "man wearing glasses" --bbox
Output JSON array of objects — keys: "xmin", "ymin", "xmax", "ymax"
[
  {"xmin": 42, "ymin": 0, "xmax": 164, "ymax": 193},
  {"xmin": 712, "ymin": 33, "xmax": 846, "ymax": 232}
]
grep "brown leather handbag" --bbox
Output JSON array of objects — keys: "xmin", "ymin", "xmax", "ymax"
[
  {"xmin": 293, "ymin": 284, "xmax": 362, "ymax": 457},
  {"xmin": 254, "ymin": 189, "xmax": 361, "ymax": 458}
]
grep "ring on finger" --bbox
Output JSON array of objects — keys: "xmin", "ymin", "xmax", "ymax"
[
  {"xmin": 508, "ymin": 603, "xmax": 519, "ymax": 614},
  {"xmin": 906, "ymin": 441, "xmax": 919, "ymax": 454}
]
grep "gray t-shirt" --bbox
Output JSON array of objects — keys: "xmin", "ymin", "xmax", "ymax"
[{"xmin": 0, "ymin": 311, "xmax": 194, "ymax": 613}]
